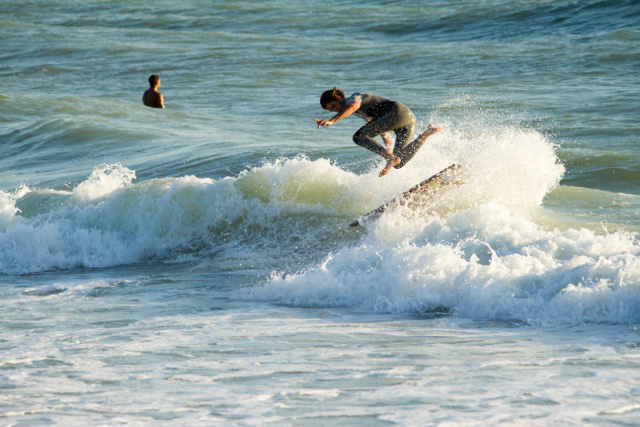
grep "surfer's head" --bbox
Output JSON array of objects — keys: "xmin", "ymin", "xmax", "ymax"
[
  {"xmin": 320, "ymin": 87, "xmax": 345, "ymax": 112},
  {"xmin": 148, "ymin": 74, "xmax": 160, "ymax": 88}
]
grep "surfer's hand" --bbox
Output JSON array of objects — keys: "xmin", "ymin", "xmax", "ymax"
[{"xmin": 315, "ymin": 118, "xmax": 334, "ymax": 128}]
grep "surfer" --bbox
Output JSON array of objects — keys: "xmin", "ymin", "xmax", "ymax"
[
  {"xmin": 315, "ymin": 88, "xmax": 440, "ymax": 176},
  {"xmin": 143, "ymin": 74, "xmax": 165, "ymax": 109}
]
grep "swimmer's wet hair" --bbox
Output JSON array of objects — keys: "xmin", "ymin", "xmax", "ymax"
[
  {"xmin": 148, "ymin": 74, "xmax": 160, "ymax": 87},
  {"xmin": 320, "ymin": 87, "xmax": 345, "ymax": 109}
]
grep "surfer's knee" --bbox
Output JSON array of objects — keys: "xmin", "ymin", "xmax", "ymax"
[
  {"xmin": 353, "ymin": 126, "xmax": 377, "ymax": 145},
  {"xmin": 353, "ymin": 130, "xmax": 367, "ymax": 147}
]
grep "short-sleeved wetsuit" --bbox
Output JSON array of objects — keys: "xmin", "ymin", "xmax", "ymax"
[{"xmin": 346, "ymin": 93, "xmax": 417, "ymax": 158}]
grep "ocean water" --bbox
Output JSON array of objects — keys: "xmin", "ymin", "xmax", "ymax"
[{"xmin": 1, "ymin": 0, "xmax": 639, "ymax": 424}]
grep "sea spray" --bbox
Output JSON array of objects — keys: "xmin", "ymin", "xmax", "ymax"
[
  {"xmin": 0, "ymin": 160, "xmax": 361, "ymax": 274},
  {"xmin": 0, "ymin": 190, "xmax": 21, "ymax": 225},
  {"xmin": 73, "ymin": 163, "xmax": 136, "ymax": 201},
  {"xmin": 246, "ymin": 117, "xmax": 640, "ymax": 325},
  {"xmin": 0, "ymin": 164, "xmax": 225, "ymax": 274},
  {"xmin": 2, "ymin": 125, "xmax": 638, "ymax": 325},
  {"xmin": 248, "ymin": 202, "xmax": 640, "ymax": 325}
]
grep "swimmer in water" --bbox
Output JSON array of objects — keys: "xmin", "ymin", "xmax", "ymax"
[{"xmin": 142, "ymin": 74, "xmax": 165, "ymax": 109}]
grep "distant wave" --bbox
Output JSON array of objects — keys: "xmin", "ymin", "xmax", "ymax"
[
  {"xmin": 0, "ymin": 160, "xmax": 358, "ymax": 275},
  {"xmin": 366, "ymin": 0, "xmax": 640, "ymax": 41}
]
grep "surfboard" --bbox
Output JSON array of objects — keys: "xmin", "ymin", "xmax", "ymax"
[
  {"xmin": 394, "ymin": 125, "xmax": 441, "ymax": 169},
  {"xmin": 350, "ymin": 163, "xmax": 463, "ymax": 227}
]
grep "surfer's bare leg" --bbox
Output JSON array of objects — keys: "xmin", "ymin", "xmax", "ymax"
[
  {"xmin": 416, "ymin": 124, "xmax": 441, "ymax": 144},
  {"xmin": 381, "ymin": 132, "xmax": 394, "ymax": 152},
  {"xmin": 402, "ymin": 124, "xmax": 440, "ymax": 156},
  {"xmin": 379, "ymin": 152, "xmax": 401, "ymax": 177},
  {"xmin": 378, "ymin": 132, "xmax": 400, "ymax": 176}
]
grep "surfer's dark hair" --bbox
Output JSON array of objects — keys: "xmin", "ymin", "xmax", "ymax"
[
  {"xmin": 320, "ymin": 87, "xmax": 345, "ymax": 109},
  {"xmin": 148, "ymin": 74, "xmax": 160, "ymax": 87}
]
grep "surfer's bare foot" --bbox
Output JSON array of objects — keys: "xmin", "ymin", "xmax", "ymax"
[
  {"xmin": 379, "ymin": 155, "xmax": 401, "ymax": 177},
  {"xmin": 424, "ymin": 124, "xmax": 441, "ymax": 136}
]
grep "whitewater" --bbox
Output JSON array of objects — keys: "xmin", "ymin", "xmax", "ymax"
[{"xmin": 2, "ymin": 118, "xmax": 638, "ymax": 326}]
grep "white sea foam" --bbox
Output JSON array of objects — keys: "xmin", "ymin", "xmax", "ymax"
[
  {"xmin": 0, "ymin": 160, "xmax": 345, "ymax": 274},
  {"xmin": 0, "ymin": 171, "xmax": 236, "ymax": 273},
  {"xmin": 0, "ymin": 185, "xmax": 30, "ymax": 227},
  {"xmin": 246, "ymin": 123, "xmax": 640, "ymax": 325},
  {"xmin": 0, "ymin": 190, "xmax": 20, "ymax": 224},
  {"xmin": 1, "ymin": 127, "xmax": 639, "ymax": 325},
  {"xmin": 248, "ymin": 202, "xmax": 640, "ymax": 324},
  {"xmin": 21, "ymin": 279, "xmax": 136, "ymax": 300},
  {"xmin": 72, "ymin": 162, "xmax": 136, "ymax": 201}
]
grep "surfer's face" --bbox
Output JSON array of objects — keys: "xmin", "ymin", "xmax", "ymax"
[{"xmin": 325, "ymin": 100, "xmax": 342, "ymax": 112}]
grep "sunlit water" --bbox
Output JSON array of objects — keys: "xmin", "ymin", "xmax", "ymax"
[{"xmin": 1, "ymin": 0, "xmax": 639, "ymax": 424}]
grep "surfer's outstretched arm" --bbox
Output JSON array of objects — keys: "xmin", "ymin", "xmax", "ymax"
[{"xmin": 314, "ymin": 98, "xmax": 361, "ymax": 128}]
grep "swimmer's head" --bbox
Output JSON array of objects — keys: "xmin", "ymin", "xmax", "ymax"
[
  {"xmin": 148, "ymin": 74, "xmax": 160, "ymax": 88},
  {"xmin": 320, "ymin": 87, "xmax": 345, "ymax": 111}
]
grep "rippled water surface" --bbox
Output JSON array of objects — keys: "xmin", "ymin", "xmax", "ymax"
[{"xmin": 1, "ymin": 0, "xmax": 639, "ymax": 424}]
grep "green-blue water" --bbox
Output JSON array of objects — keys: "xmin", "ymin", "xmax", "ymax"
[{"xmin": 1, "ymin": 1, "xmax": 639, "ymax": 424}]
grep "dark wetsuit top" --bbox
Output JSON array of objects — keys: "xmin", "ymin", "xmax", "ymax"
[{"xmin": 346, "ymin": 93, "xmax": 417, "ymax": 157}]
